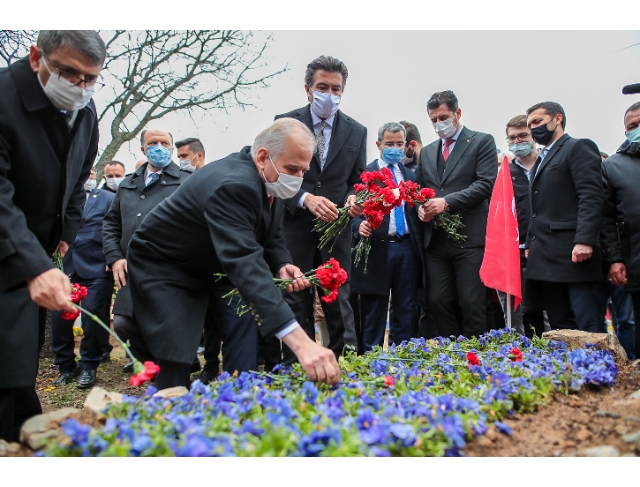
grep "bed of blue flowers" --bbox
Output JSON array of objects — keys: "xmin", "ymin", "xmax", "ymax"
[{"xmin": 45, "ymin": 328, "xmax": 617, "ymax": 457}]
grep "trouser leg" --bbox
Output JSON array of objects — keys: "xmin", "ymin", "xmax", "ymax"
[
  {"xmin": 78, "ymin": 276, "xmax": 113, "ymax": 371},
  {"xmin": 568, "ymin": 281, "xmax": 606, "ymax": 333},
  {"xmin": 113, "ymin": 314, "xmax": 155, "ymax": 364}
]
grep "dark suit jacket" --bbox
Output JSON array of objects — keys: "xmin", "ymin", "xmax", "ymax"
[
  {"xmin": 126, "ymin": 146, "xmax": 295, "ymax": 363},
  {"xmin": 350, "ymin": 160, "xmax": 424, "ymax": 295},
  {"xmin": 63, "ymin": 189, "xmax": 115, "ymax": 280},
  {"xmin": 510, "ymin": 161, "xmax": 532, "ymax": 246},
  {"xmin": 102, "ymin": 161, "xmax": 190, "ymax": 316},
  {"xmin": 524, "ymin": 134, "xmax": 603, "ymax": 283},
  {"xmin": 274, "ymin": 106, "xmax": 367, "ymax": 271},
  {"xmin": 416, "ymin": 126, "xmax": 497, "ymax": 249},
  {"xmin": 0, "ymin": 58, "xmax": 98, "ymax": 388}
]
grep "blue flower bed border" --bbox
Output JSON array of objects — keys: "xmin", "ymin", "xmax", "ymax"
[{"xmin": 46, "ymin": 328, "xmax": 617, "ymax": 457}]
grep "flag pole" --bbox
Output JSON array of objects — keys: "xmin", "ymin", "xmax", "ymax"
[{"xmin": 506, "ymin": 294, "xmax": 512, "ymax": 329}]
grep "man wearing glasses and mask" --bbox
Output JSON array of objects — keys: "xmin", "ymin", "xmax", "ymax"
[{"xmin": 0, "ymin": 30, "xmax": 106, "ymax": 441}]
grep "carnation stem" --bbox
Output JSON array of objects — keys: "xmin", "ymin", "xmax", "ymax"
[{"xmin": 72, "ymin": 303, "xmax": 139, "ymax": 366}]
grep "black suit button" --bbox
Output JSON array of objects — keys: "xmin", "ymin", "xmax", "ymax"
[
  {"xmin": 532, "ymin": 213, "xmax": 536, "ymax": 218},
  {"xmin": 140, "ymin": 195, "xmax": 145, "ymax": 199},
  {"xmin": 534, "ymin": 190, "xmax": 538, "ymax": 194},
  {"xmin": 317, "ymin": 182, "xmax": 322, "ymax": 188},
  {"xmin": 161, "ymin": 181, "xmax": 167, "ymax": 185},
  {"xmin": 440, "ymin": 187, "xmax": 444, "ymax": 191},
  {"xmin": 137, "ymin": 213, "xmax": 142, "ymax": 217}
]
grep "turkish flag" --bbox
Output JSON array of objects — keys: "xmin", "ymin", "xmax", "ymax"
[{"xmin": 480, "ymin": 156, "xmax": 522, "ymax": 311}]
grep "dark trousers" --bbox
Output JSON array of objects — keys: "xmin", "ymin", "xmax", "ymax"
[
  {"xmin": 600, "ymin": 280, "xmax": 636, "ymax": 359},
  {"xmin": 350, "ymin": 292, "xmax": 366, "ymax": 355},
  {"xmin": 113, "ymin": 314, "xmax": 156, "ymax": 365},
  {"xmin": 361, "ymin": 238, "xmax": 420, "ymax": 351},
  {"xmin": 630, "ymin": 293, "xmax": 640, "ymax": 363},
  {"xmin": 283, "ymin": 246, "xmax": 356, "ymax": 363},
  {"xmin": 0, "ymin": 387, "xmax": 42, "ymax": 442},
  {"xmin": 536, "ymin": 280, "xmax": 605, "ymax": 333},
  {"xmin": 424, "ymin": 231, "xmax": 487, "ymax": 338},
  {"xmin": 51, "ymin": 275, "xmax": 113, "ymax": 372},
  {"xmin": 202, "ymin": 298, "xmax": 222, "ymax": 373}
]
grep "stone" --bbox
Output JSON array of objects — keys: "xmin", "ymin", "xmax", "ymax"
[
  {"xmin": 576, "ymin": 446, "xmax": 620, "ymax": 457},
  {"xmin": 19, "ymin": 407, "xmax": 79, "ymax": 450},
  {"xmin": 476, "ymin": 436, "xmax": 494, "ymax": 448},
  {"xmin": 484, "ymin": 428, "xmax": 498, "ymax": 441},
  {"xmin": 615, "ymin": 424, "xmax": 630, "ymax": 435},
  {"xmin": 0, "ymin": 439, "xmax": 21, "ymax": 457},
  {"xmin": 621, "ymin": 430, "xmax": 640, "ymax": 444},
  {"xmin": 628, "ymin": 390, "xmax": 640, "ymax": 400},
  {"xmin": 542, "ymin": 330, "xmax": 628, "ymax": 361},
  {"xmin": 561, "ymin": 440, "xmax": 577, "ymax": 449},
  {"xmin": 596, "ymin": 409, "xmax": 621, "ymax": 418},
  {"xmin": 153, "ymin": 386, "xmax": 189, "ymax": 398},
  {"xmin": 575, "ymin": 428, "xmax": 592, "ymax": 441},
  {"xmin": 83, "ymin": 386, "xmax": 123, "ymax": 416}
]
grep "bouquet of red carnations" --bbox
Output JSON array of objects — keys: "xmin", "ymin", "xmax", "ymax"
[
  {"xmin": 399, "ymin": 180, "xmax": 467, "ymax": 243},
  {"xmin": 314, "ymin": 168, "xmax": 400, "ymax": 253},
  {"xmin": 61, "ymin": 283, "xmax": 88, "ymax": 321},
  {"xmin": 215, "ymin": 258, "xmax": 348, "ymax": 316}
]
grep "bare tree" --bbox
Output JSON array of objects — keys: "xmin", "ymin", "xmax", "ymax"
[
  {"xmin": 96, "ymin": 30, "xmax": 286, "ymax": 173},
  {"xmin": 0, "ymin": 30, "xmax": 37, "ymax": 66}
]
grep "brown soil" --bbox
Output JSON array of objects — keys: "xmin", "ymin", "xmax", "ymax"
[{"xmin": 465, "ymin": 358, "xmax": 640, "ymax": 457}]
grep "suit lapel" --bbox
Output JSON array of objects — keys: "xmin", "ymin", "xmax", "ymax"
[
  {"xmin": 296, "ymin": 106, "xmax": 322, "ymax": 173},
  {"xmin": 426, "ymin": 141, "xmax": 442, "ymax": 185},
  {"xmin": 83, "ymin": 188, "xmax": 99, "ymax": 216},
  {"xmin": 532, "ymin": 134, "xmax": 569, "ymax": 183},
  {"xmin": 441, "ymin": 128, "xmax": 474, "ymax": 185},
  {"xmin": 323, "ymin": 110, "xmax": 352, "ymax": 172}
]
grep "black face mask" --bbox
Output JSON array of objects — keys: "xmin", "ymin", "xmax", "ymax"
[
  {"xmin": 405, "ymin": 146, "xmax": 415, "ymax": 159},
  {"xmin": 531, "ymin": 120, "xmax": 557, "ymax": 146}
]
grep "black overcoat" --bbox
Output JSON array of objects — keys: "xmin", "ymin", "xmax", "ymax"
[
  {"xmin": 350, "ymin": 160, "xmax": 424, "ymax": 295},
  {"xmin": 416, "ymin": 126, "xmax": 498, "ymax": 249},
  {"xmin": 0, "ymin": 58, "xmax": 98, "ymax": 388},
  {"xmin": 101, "ymin": 161, "xmax": 190, "ymax": 316},
  {"xmin": 126, "ymin": 147, "xmax": 295, "ymax": 364},
  {"xmin": 602, "ymin": 141, "xmax": 640, "ymax": 292},
  {"xmin": 524, "ymin": 134, "xmax": 603, "ymax": 283}
]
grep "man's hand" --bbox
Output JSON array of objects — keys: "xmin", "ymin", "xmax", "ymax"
[
  {"xmin": 346, "ymin": 194, "xmax": 364, "ymax": 218},
  {"xmin": 572, "ymin": 244, "xmax": 593, "ymax": 263},
  {"xmin": 278, "ymin": 264, "xmax": 311, "ymax": 292},
  {"xmin": 27, "ymin": 268, "xmax": 74, "ymax": 312},
  {"xmin": 281, "ymin": 327, "xmax": 340, "ymax": 384},
  {"xmin": 56, "ymin": 241, "xmax": 70, "ymax": 258},
  {"xmin": 305, "ymin": 195, "xmax": 339, "ymax": 222},
  {"xmin": 111, "ymin": 258, "xmax": 128, "ymax": 289},
  {"xmin": 359, "ymin": 220, "xmax": 372, "ymax": 237},
  {"xmin": 423, "ymin": 198, "xmax": 447, "ymax": 218},
  {"xmin": 418, "ymin": 203, "xmax": 434, "ymax": 222},
  {"xmin": 609, "ymin": 263, "xmax": 627, "ymax": 287},
  {"xmin": 525, "ymin": 249, "xmax": 529, "ymax": 259}
]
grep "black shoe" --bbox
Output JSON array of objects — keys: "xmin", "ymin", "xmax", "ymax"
[
  {"xmin": 194, "ymin": 368, "xmax": 216, "ymax": 385},
  {"xmin": 76, "ymin": 369, "xmax": 97, "ymax": 389},
  {"xmin": 100, "ymin": 351, "xmax": 111, "ymax": 364},
  {"xmin": 123, "ymin": 361, "xmax": 134, "ymax": 373},
  {"xmin": 54, "ymin": 367, "xmax": 80, "ymax": 386},
  {"xmin": 191, "ymin": 357, "xmax": 202, "ymax": 373}
]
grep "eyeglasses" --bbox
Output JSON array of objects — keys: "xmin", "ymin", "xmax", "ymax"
[
  {"xmin": 506, "ymin": 132, "xmax": 532, "ymax": 143},
  {"xmin": 41, "ymin": 51, "xmax": 105, "ymax": 92}
]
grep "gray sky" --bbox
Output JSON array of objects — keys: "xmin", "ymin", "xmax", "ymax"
[{"xmin": 93, "ymin": 30, "xmax": 640, "ymax": 173}]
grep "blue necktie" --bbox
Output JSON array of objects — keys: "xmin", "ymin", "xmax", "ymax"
[
  {"xmin": 390, "ymin": 166, "xmax": 405, "ymax": 237},
  {"xmin": 147, "ymin": 172, "xmax": 159, "ymax": 186}
]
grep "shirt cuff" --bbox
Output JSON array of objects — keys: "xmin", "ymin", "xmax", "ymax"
[
  {"xmin": 298, "ymin": 192, "xmax": 310, "ymax": 208},
  {"xmin": 275, "ymin": 320, "xmax": 300, "ymax": 339}
]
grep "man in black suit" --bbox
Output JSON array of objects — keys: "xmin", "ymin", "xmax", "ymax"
[
  {"xmin": 351, "ymin": 123, "xmax": 423, "ymax": 351},
  {"xmin": 524, "ymin": 101, "xmax": 604, "ymax": 333},
  {"xmin": 50, "ymin": 168, "xmax": 115, "ymax": 389},
  {"xmin": 0, "ymin": 30, "xmax": 105, "ymax": 441},
  {"xmin": 123, "ymin": 119, "xmax": 340, "ymax": 389},
  {"xmin": 417, "ymin": 90, "xmax": 497, "ymax": 338},
  {"xmin": 275, "ymin": 55, "xmax": 366, "ymax": 361}
]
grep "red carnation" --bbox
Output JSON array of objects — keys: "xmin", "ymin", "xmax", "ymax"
[
  {"xmin": 62, "ymin": 309, "xmax": 81, "ymax": 321},
  {"xmin": 129, "ymin": 361, "xmax": 161, "ymax": 387},
  {"xmin": 353, "ymin": 183, "xmax": 367, "ymax": 193},
  {"xmin": 321, "ymin": 288, "xmax": 339, "ymax": 303},
  {"xmin": 315, "ymin": 258, "xmax": 347, "ymax": 290},
  {"xmin": 509, "ymin": 347, "xmax": 523, "ymax": 362},
  {"xmin": 466, "ymin": 351, "xmax": 482, "ymax": 367},
  {"xmin": 419, "ymin": 187, "xmax": 436, "ymax": 200},
  {"xmin": 384, "ymin": 376, "xmax": 395, "ymax": 388}
]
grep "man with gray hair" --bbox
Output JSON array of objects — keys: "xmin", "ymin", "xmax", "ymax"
[
  {"xmin": 0, "ymin": 30, "xmax": 106, "ymax": 440},
  {"xmin": 122, "ymin": 119, "xmax": 340, "ymax": 389},
  {"xmin": 350, "ymin": 123, "xmax": 423, "ymax": 351}
]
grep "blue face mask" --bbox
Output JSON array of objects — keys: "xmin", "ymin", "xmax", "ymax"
[
  {"xmin": 625, "ymin": 126, "xmax": 640, "ymax": 145},
  {"xmin": 508, "ymin": 141, "xmax": 534, "ymax": 158},
  {"xmin": 146, "ymin": 144, "xmax": 172, "ymax": 168},
  {"xmin": 382, "ymin": 147, "xmax": 404, "ymax": 165}
]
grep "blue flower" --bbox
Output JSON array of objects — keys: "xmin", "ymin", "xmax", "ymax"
[{"xmin": 494, "ymin": 421, "xmax": 512, "ymax": 436}]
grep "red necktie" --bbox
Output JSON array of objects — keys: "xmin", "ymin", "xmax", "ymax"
[{"xmin": 443, "ymin": 139, "xmax": 455, "ymax": 161}]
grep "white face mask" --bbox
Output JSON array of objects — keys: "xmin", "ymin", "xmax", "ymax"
[
  {"xmin": 179, "ymin": 156, "xmax": 197, "ymax": 173},
  {"xmin": 433, "ymin": 118, "xmax": 458, "ymax": 140},
  {"xmin": 84, "ymin": 179, "xmax": 96, "ymax": 191},
  {"xmin": 38, "ymin": 55, "xmax": 94, "ymax": 112},
  {"xmin": 263, "ymin": 154, "xmax": 303, "ymax": 199},
  {"xmin": 310, "ymin": 90, "xmax": 341, "ymax": 120},
  {"xmin": 106, "ymin": 177, "xmax": 125, "ymax": 191}
]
